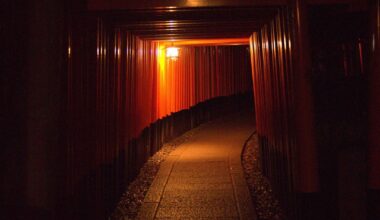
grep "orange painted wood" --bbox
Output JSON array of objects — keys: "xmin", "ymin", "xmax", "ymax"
[
  {"xmin": 292, "ymin": 0, "xmax": 319, "ymax": 193},
  {"xmin": 67, "ymin": 18, "xmax": 252, "ymax": 197},
  {"xmin": 249, "ymin": 5, "xmax": 319, "ymax": 212}
]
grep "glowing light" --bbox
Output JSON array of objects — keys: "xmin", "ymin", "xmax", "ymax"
[
  {"xmin": 166, "ymin": 47, "xmax": 179, "ymax": 60},
  {"xmin": 277, "ymin": 40, "xmax": 283, "ymax": 48},
  {"xmin": 373, "ymin": 34, "xmax": 376, "ymax": 52},
  {"xmin": 167, "ymin": 20, "xmax": 177, "ymax": 27},
  {"xmin": 263, "ymin": 41, "xmax": 269, "ymax": 49},
  {"xmin": 167, "ymin": 6, "xmax": 177, "ymax": 12},
  {"xmin": 186, "ymin": 0, "xmax": 203, "ymax": 7}
]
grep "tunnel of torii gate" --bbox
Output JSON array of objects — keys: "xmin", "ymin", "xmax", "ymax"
[{"xmin": 2, "ymin": 0, "xmax": 380, "ymax": 219}]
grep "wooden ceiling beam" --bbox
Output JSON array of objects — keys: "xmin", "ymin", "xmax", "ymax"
[
  {"xmin": 88, "ymin": 0, "xmax": 287, "ymax": 11},
  {"xmin": 98, "ymin": 6, "xmax": 275, "ymax": 40},
  {"xmin": 103, "ymin": 6, "xmax": 278, "ymax": 24}
]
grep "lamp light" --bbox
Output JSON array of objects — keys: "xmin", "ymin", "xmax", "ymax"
[{"xmin": 166, "ymin": 46, "xmax": 179, "ymax": 60}]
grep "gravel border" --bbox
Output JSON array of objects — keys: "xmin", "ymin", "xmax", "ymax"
[
  {"xmin": 109, "ymin": 127, "xmax": 200, "ymax": 220},
  {"xmin": 241, "ymin": 132, "xmax": 285, "ymax": 220}
]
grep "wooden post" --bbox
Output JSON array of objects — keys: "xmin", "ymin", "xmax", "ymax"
[
  {"xmin": 292, "ymin": 0, "xmax": 319, "ymax": 193},
  {"xmin": 369, "ymin": 0, "xmax": 380, "ymax": 191},
  {"xmin": 368, "ymin": 1, "xmax": 380, "ymax": 218}
]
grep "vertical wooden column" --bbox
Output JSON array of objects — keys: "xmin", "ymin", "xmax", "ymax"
[
  {"xmin": 368, "ymin": 2, "xmax": 380, "ymax": 218},
  {"xmin": 21, "ymin": 0, "xmax": 69, "ymax": 218},
  {"xmin": 369, "ymin": 0, "xmax": 380, "ymax": 191},
  {"xmin": 1, "ymin": 0, "xmax": 29, "ymax": 215},
  {"xmin": 292, "ymin": 0, "xmax": 319, "ymax": 193}
]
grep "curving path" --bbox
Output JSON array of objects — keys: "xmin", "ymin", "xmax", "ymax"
[{"xmin": 137, "ymin": 112, "xmax": 257, "ymax": 219}]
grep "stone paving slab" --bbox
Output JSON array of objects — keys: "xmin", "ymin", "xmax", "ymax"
[
  {"xmin": 167, "ymin": 177, "xmax": 231, "ymax": 184},
  {"xmin": 138, "ymin": 113, "xmax": 257, "ymax": 219},
  {"xmin": 137, "ymin": 202, "xmax": 159, "ymax": 219},
  {"xmin": 169, "ymin": 171, "xmax": 230, "ymax": 178},
  {"xmin": 155, "ymin": 206, "xmax": 239, "ymax": 218},
  {"xmin": 162, "ymin": 189, "xmax": 236, "ymax": 198},
  {"xmin": 164, "ymin": 183, "xmax": 233, "ymax": 191},
  {"xmin": 155, "ymin": 218, "xmax": 240, "ymax": 220},
  {"xmin": 234, "ymin": 186, "xmax": 256, "ymax": 219},
  {"xmin": 160, "ymin": 193, "xmax": 236, "ymax": 207},
  {"xmin": 231, "ymin": 173, "xmax": 248, "ymax": 186}
]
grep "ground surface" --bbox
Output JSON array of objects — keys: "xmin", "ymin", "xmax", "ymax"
[
  {"xmin": 111, "ymin": 127, "xmax": 200, "ymax": 219},
  {"xmin": 242, "ymin": 134, "xmax": 284, "ymax": 220},
  {"xmin": 137, "ymin": 112, "xmax": 257, "ymax": 219}
]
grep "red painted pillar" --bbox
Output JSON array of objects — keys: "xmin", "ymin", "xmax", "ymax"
[
  {"xmin": 292, "ymin": 0, "xmax": 319, "ymax": 193},
  {"xmin": 369, "ymin": 0, "xmax": 380, "ymax": 190}
]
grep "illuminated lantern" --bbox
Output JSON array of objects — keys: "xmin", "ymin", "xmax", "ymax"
[{"xmin": 166, "ymin": 46, "xmax": 179, "ymax": 60}]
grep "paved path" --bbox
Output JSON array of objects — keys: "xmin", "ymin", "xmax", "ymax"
[{"xmin": 137, "ymin": 112, "xmax": 257, "ymax": 219}]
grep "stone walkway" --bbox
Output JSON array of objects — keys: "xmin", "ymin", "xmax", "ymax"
[{"xmin": 137, "ymin": 112, "xmax": 257, "ymax": 219}]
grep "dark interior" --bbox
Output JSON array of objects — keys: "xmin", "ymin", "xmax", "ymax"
[{"xmin": 2, "ymin": 0, "xmax": 379, "ymax": 219}]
